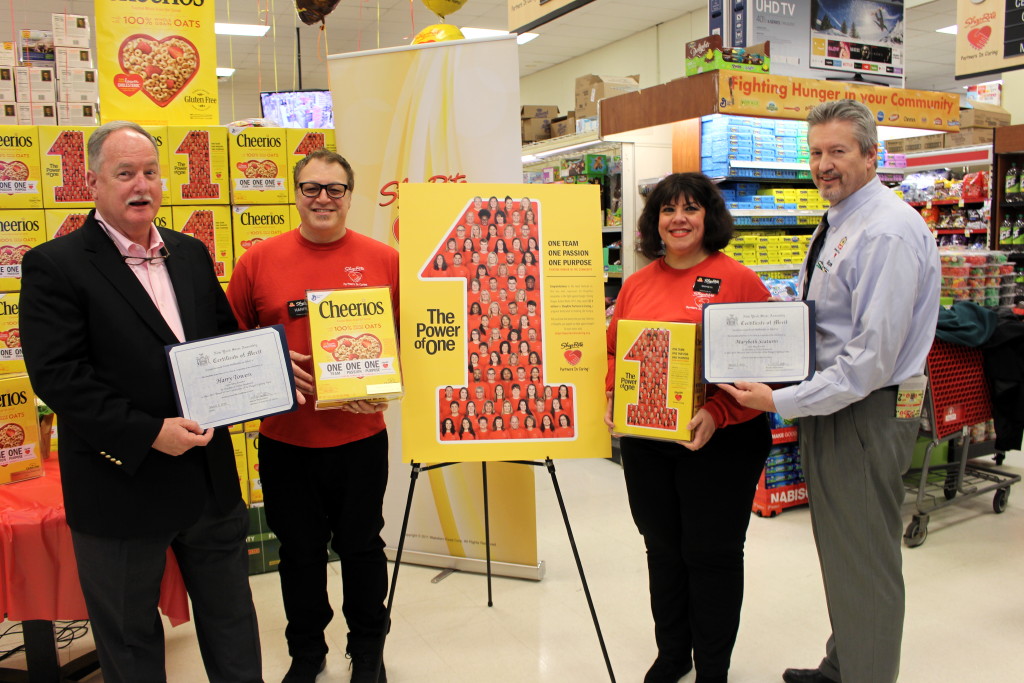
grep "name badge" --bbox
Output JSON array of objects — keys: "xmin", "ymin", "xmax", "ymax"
[
  {"xmin": 287, "ymin": 299, "xmax": 308, "ymax": 318},
  {"xmin": 693, "ymin": 276, "xmax": 721, "ymax": 295}
]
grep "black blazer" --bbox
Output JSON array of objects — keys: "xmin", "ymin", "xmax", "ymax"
[{"xmin": 19, "ymin": 211, "xmax": 241, "ymax": 538}]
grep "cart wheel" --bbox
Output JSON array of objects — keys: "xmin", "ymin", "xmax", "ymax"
[
  {"xmin": 943, "ymin": 473, "xmax": 958, "ymax": 501},
  {"xmin": 993, "ymin": 488, "xmax": 1010, "ymax": 514},
  {"xmin": 904, "ymin": 518, "xmax": 928, "ymax": 548}
]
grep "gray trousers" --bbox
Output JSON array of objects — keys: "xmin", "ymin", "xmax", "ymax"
[{"xmin": 799, "ymin": 387, "xmax": 918, "ymax": 683}]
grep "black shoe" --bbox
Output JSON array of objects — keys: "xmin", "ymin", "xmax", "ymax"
[
  {"xmin": 348, "ymin": 650, "xmax": 388, "ymax": 683},
  {"xmin": 644, "ymin": 654, "xmax": 693, "ymax": 683},
  {"xmin": 782, "ymin": 668, "xmax": 838, "ymax": 683},
  {"xmin": 281, "ymin": 656, "xmax": 326, "ymax": 683}
]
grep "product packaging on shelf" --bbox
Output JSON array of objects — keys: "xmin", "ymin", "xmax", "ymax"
[
  {"xmin": 171, "ymin": 205, "xmax": 233, "ymax": 282},
  {"xmin": 55, "ymin": 102, "xmax": 98, "ymax": 126},
  {"xmin": 0, "ymin": 68, "xmax": 14, "ymax": 103},
  {"xmin": 685, "ymin": 35, "xmax": 771, "ymax": 77},
  {"xmin": 16, "ymin": 103, "xmax": 57, "ymax": 127},
  {"xmin": 574, "ymin": 74, "xmax": 639, "ymax": 119},
  {"xmin": 612, "ymin": 321, "xmax": 705, "ymax": 442},
  {"xmin": 0, "ymin": 209, "xmax": 46, "ymax": 290},
  {"xmin": 167, "ymin": 126, "xmax": 229, "ymax": 205},
  {"xmin": 0, "ymin": 373, "xmax": 43, "ymax": 485},
  {"xmin": 51, "ymin": 14, "xmax": 91, "ymax": 49},
  {"xmin": 231, "ymin": 431, "xmax": 248, "ymax": 505},
  {"xmin": 231, "ymin": 204, "xmax": 294, "ymax": 263},
  {"xmin": 284, "ymin": 128, "xmax": 336, "ymax": 203},
  {"xmin": 141, "ymin": 125, "xmax": 171, "ymax": 205},
  {"xmin": 0, "ymin": 125, "xmax": 43, "ymax": 210},
  {"xmin": 54, "ymin": 68, "xmax": 98, "ymax": 103},
  {"xmin": 228, "ymin": 126, "xmax": 289, "ymax": 205},
  {"xmin": 14, "ymin": 67, "xmax": 55, "ymax": 103},
  {"xmin": 38, "ymin": 125, "xmax": 93, "ymax": 208},
  {"xmin": 0, "ymin": 292, "xmax": 24, "ymax": 375}
]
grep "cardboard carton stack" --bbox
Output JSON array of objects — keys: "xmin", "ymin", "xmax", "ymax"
[
  {"xmin": 574, "ymin": 74, "xmax": 639, "ymax": 126},
  {"xmin": 945, "ymin": 102, "xmax": 1011, "ymax": 149},
  {"xmin": 521, "ymin": 105, "xmax": 558, "ymax": 144}
]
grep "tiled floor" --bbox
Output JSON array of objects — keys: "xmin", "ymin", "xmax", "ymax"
[{"xmin": 5, "ymin": 454, "xmax": 1024, "ymax": 682}]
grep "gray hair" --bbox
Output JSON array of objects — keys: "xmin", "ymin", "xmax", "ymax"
[
  {"xmin": 807, "ymin": 99, "xmax": 878, "ymax": 156},
  {"xmin": 87, "ymin": 121, "xmax": 159, "ymax": 170}
]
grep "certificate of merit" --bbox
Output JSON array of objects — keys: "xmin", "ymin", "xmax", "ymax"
[
  {"xmin": 166, "ymin": 325, "xmax": 297, "ymax": 429},
  {"xmin": 701, "ymin": 301, "xmax": 815, "ymax": 384}
]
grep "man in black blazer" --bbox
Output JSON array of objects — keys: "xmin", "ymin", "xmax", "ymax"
[{"xmin": 19, "ymin": 121, "xmax": 262, "ymax": 683}]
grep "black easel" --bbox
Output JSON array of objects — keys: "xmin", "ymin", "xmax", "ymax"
[{"xmin": 373, "ymin": 458, "xmax": 616, "ymax": 683}]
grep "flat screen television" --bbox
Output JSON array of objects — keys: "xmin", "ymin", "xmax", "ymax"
[
  {"xmin": 809, "ymin": 0, "xmax": 904, "ymax": 79},
  {"xmin": 259, "ymin": 90, "xmax": 334, "ymax": 129}
]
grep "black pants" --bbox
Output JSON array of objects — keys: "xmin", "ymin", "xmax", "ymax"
[
  {"xmin": 259, "ymin": 430, "xmax": 390, "ymax": 659},
  {"xmin": 621, "ymin": 414, "xmax": 770, "ymax": 678}
]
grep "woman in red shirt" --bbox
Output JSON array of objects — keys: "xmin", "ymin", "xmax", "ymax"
[
  {"xmin": 440, "ymin": 418, "xmax": 459, "ymax": 441},
  {"xmin": 458, "ymin": 418, "xmax": 475, "ymax": 441},
  {"xmin": 490, "ymin": 416, "xmax": 509, "ymax": 440},
  {"xmin": 553, "ymin": 413, "xmax": 573, "ymax": 438},
  {"xmin": 604, "ymin": 173, "xmax": 771, "ymax": 683},
  {"xmin": 522, "ymin": 414, "xmax": 541, "ymax": 439}
]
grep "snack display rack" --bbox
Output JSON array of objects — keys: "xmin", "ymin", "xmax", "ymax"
[
  {"xmin": 751, "ymin": 424, "xmax": 806, "ymax": 518},
  {"xmin": 902, "ymin": 338, "xmax": 1021, "ymax": 547}
]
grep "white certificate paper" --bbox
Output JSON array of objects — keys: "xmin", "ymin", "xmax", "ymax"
[
  {"xmin": 702, "ymin": 301, "xmax": 815, "ymax": 384},
  {"xmin": 166, "ymin": 325, "xmax": 297, "ymax": 429}
]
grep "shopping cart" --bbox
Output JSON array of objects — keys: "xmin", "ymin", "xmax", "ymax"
[{"xmin": 902, "ymin": 338, "xmax": 1021, "ymax": 547}]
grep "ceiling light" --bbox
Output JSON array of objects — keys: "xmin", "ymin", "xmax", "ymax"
[
  {"xmin": 936, "ymin": 25, "xmax": 958, "ymax": 35},
  {"xmin": 215, "ymin": 23, "xmax": 271, "ymax": 37},
  {"xmin": 216, "ymin": 67, "xmax": 236, "ymax": 78},
  {"xmin": 459, "ymin": 27, "xmax": 539, "ymax": 45}
]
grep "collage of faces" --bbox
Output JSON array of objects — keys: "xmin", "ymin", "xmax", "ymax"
[
  {"xmin": 623, "ymin": 328, "xmax": 679, "ymax": 430},
  {"xmin": 424, "ymin": 195, "xmax": 576, "ymax": 441}
]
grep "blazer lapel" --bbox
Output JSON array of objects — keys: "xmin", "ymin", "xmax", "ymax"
[
  {"xmin": 81, "ymin": 215, "xmax": 181, "ymax": 346},
  {"xmin": 162, "ymin": 230, "xmax": 199, "ymax": 341}
]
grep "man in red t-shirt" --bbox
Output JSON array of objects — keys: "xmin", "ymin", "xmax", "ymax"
[{"xmin": 227, "ymin": 149, "xmax": 397, "ymax": 683}]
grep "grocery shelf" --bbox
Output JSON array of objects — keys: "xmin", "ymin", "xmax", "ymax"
[{"xmin": 729, "ymin": 209, "xmax": 826, "ymax": 217}]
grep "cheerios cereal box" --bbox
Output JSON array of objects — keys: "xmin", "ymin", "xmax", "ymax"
[
  {"xmin": 231, "ymin": 204, "xmax": 293, "ymax": 263},
  {"xmin": 44, "ymin": 208, "xmax": 88, "ymax": 240},
  {"xmin": 613, "ymin": 321, "xmax": 705, "ymax": 443},
  {"xmin": 0, "ymin": 292, "xmax": 23, "ymax": 375},
  {"xmin": 245, "ymin": 431, "xmax": 262, "ymax": 505},
  {"xmin": 285, "ymin": 128, "xmax": 336, "ymax": 203},
  {"xmin": 171, "ymin": 205, "xmax": 232, "ymax": 282},
  {"xmin": 38, "ymin": 125, "xmax": 93, "ymax": 209},
  {"xmin": 231, "ymin": 431, "xmax": 249, "ymax": 505},
  {"xmin": 0, "ymin": 126, "xmax": 42, "ymax": 210},
  {"xmin": 306, "ymin": 287, "xmax": 403, "ymax": 409},
  {"xmin": 228, "ymin": 126, "xmax": 289, "ymax": 205},
  {"xmin": 142, "ymin": 125, "xmax": 171, "ymax": 205},
  {"xmin": 0, "ymin": 373, "xmax": 42, "ymax": 485},
  {"xmin": 0, "ymin": 210, "xmax": 46, "ymax": 290},
  {"xmin": 167, "ymin": 126, "xmax": 228, "ymax": 205}
]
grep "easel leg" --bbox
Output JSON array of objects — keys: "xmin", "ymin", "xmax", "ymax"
[
  {"xmin": 545, "ymin": 458, "xmax": 616, "ymax": 683},
  {"xmin": 482, "ymin": 462, "xmax": 493, "ymax": 607}
]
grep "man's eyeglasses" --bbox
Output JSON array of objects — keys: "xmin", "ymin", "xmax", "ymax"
[
  {"xmin": 298, "ymin": 182, "xmax": 349, "ymax": 199},
  {"xmin": 123, "ymin": 246, "xmax": 170, "ymax": 266}
]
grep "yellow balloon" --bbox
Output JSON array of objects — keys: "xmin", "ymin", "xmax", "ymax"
[
  {"xmin": 411, "ymin": 24, "xmax": 465, "ymax": 44},
  {"xmin": 421, "ymin": 0, "xmax": 468, "ymax": 20}
]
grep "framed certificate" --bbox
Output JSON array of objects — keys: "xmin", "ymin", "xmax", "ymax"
[
  {"xmin": 702, "ymin": 301, "xmax": 815, "ymax": 384},
  {"xmin": 166, "ymin": 325, "xmax": 297, "ymax": 429}
]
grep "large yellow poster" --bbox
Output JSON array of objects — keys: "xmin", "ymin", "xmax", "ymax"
[
  {"xmin": 95, "ymin": 0, "xmax": 218, "ymax": 125},
  {"xmin": 400, "ymin": 183, "xmax": 610, "ymax": 464}
]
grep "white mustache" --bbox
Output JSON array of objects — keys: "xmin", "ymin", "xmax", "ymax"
[{"xmin": 127, "ymin": 196, "xmax": 153, "ymax": 204}]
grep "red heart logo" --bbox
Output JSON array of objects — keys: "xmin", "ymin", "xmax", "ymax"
[
  {"xmin": 236, "ymin": 162, "xmax": 249, "ymax": 172},
  {"xmin": 968, "ymin": 26, "xmax": 991, "ymax": 50},
  {"xmin": 674, "ymin": 393, "xmax": 682, "ymax": 401},
  {"xmin": 321, "ymin": 339, "xmax": 338, "ymax": 353},
  {"xmin": 117, "ymin": 34, "xmax": 200, "ymax": 107},
  {"xmin": 241, "ymin": 240, "xmax": 253, "ymax": 249},
  {"xmin": 113, "ymin": 72, "xmax": 144, "ymax": 96},
  {"xmin": 564, "ymin": 350, "xmax": 582, "ymax": 365}
]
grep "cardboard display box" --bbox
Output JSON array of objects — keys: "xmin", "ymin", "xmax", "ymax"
[
  {"xmin": 231, "ymin": 204, "xmax": 294, "ymax": 263},
  {"xmin": 944, "ymin": 127, "xmax": 994, "ymax": 148},
  {"xmin": 17, "ymin": 103, "xmax": 56, "ymax": 127},
  {"xmin": 0, "ymin": 68, "xmax": 14, "ymax": 103},
  {"xmin": 612, "ymin": 321, "xmax": 705, "ymax": 442},
  {"xmin": 958, "ymin": 102, "xmax": 1011, "ymax": 128},
  {"xmin": 0, "ymin": 292, "xmax": 23, "ymax": 374},
  {"xmin": 171, "ymin": 205, "xmax": 233, "ymax": 282},
  {"xmin": 575, "ymin": 74, "xmax": 639, "ymax": 119},
  {"xmin": 307, "ymin": 287, "xmax": 403, "ymax": 408},
  {"xmin": 285, "ymin": 128, "xmax": 336, "ymax": 203},
  {"xmin": 56, "ymin": 102, "xmax": 98, "ymax": 126},
  {"xmin": 142, "ymin": 125, "xmax": 171, "ymax": 206},
  {"xmin": 0, "ymin": 125, "xmax": 43, "ymax": 210},
  {"xmin": 0, "ymin": 210, "xmax": 46, "ymax": 290},
  {"xmin": 167, "ymin": 126, "xmax": 229, "ymax": 205},
  {"xmin": 550, "ymin": 113, "xmax": 576, "ymax": 138},
  {"xmin": 686, "ymin": 35, "xmax": 771, "ymax": 77},
  {"xmin": 0, "ymin": 374, "xmax": 43, "ymax": 485},
  {"xmin": 521, "ymin": 105, "xmax": 558, "ymax": 120},
  {"xmin": 14, "ymin": 67, "xmax": 55, "ymax": 103},
  {"xmin": 228, "ymin": 126, "xmax": 290, "ymax": 205},
  {"xmin": 55, "ymin": 68, "xmax": 98, "ymax": 103},
  {"xmin": 899, "ymin": 133, "xmax": 945, "ymax": 153},
  {"xmin": 521, "ymin": 117, "xmax": 551, "ymax": 143},
  {"xmin": 51, "ymin": 14, "xmax": 91, "ymax": 49},
  {"xmin": 38, "ymin": 125, "xmax": 92, "ymax": 208}
]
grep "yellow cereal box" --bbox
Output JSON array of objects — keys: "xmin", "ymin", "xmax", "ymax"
[
  {"xmin": 231, "ymin": 204, "xmax": 293, "ymax": 263},
  {"xmin": 38, "ymin": 125, "xmax": 94, "ymax": 209},
  {"xmin": 142, "ymin": 125, "xmax": 171, "ymax": 206},
  {"xmin": 231, "ymin": 431, "xmax": 249, "ymax": 505},
  {"xmin": 0, "ymin": 210, "xmax": 46, "ymax": 290},
  {"xmin": 245, "ymin": 431, "xmax": 262, "ymax": 505},
  {"xmin": 0, "ymin": 292, "xmax": 23, "ymax": 375},
  {"xmin": 0, "ymin": 374, "xmax": 42, "ymax": 484},
  {"xmin": 0, "ymin": 126, "xmax": 43, "ymax": 210},
  {"xmin": 44, "ymin": 208, "xmax": 89, "ymax": 240},
  {"xmin": 152, "ymin": 205, "xmax": 173, "ymax": 232},
  {"xmin": 613, "ymin": 321, "xmax": 705, "ymax": 443},
  {"xmin": 285, "ymin": 128, "xmax": 336, "ymax": 203},
  {"xmin": 307, "ymin": 287, "xmax": 403, "ymax": 408},
  {"xmin": 228, "ymin": 127, "xmax": 289, "ymax": 205},
  {"xmin": 166, "ymin": 126, "xmax": 228, "ymax": 205},
  {"xmin": 171, "ymin": 205, "xmax": 232, "ymax": 282}
]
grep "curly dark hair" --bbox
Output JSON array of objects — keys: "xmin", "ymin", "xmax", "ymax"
[{"xmin": 637, "ymin": 173, "xmax": 734, "ymax": 260}]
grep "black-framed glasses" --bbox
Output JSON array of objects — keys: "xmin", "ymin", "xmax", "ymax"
[
  {"xmin": 123, "ymin": 246, "xmax": 170, "ymax": 266},
  {"xmin": 298, "ymin": 181, "xmax": 349, "ymax": 199}
]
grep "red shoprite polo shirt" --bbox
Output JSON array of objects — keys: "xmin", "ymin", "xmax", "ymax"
[{"xmin": 227, "ymin": 227, "xmax": 400, "ymax": 449}]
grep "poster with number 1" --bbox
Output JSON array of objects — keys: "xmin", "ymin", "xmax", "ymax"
[{"xmin": 399, "ymin": 183, "xmax": 610, "ymax": 464}]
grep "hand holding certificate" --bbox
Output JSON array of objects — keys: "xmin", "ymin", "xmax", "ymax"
[
  {"xmin": 702, "ymin": 301, "xmax": 815, "ymax": 384},
  {"xmin": 166, "ymin": 325, "xmax": 298, "ymax": 429}
]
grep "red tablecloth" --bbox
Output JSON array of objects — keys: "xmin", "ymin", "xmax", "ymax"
[{"xmin": 0, "ymin": 459, "xmax": 190, "ymax": 626}]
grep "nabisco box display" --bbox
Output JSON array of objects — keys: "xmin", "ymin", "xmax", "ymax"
[
  {"xmin": 38, "ymin": 125, "xmax": 93, "ymax": 208},
  {"xmin": 285, "ymin": 128, "xmax": 336, "ymax": 203},
  {"xmin": 0, "ymin": 126, "xmax": 43, "ymax": 210},
  {"xmin": 171, "ymin": 205, "xmax": 232, "ymax": 282},
  {"xmin": 0, "ymin": 374, "xmax": 43, "ymax": 484},
  {"xmin": 306, "ymin": 287, "xmax": 403, "ymax": 408},
  {"xmin": 613, "ymin": 321, "xmax": 705, "ymax": 442},
  {"xmin": 0, "ymin": 210, "xmax": 47, "ymax": 290},
  {"xmin": 228, "ymin": 126, "xmax": 289, "ymax": 205},
  {"xmin": 245, "ymin": 431, "xmax": 262, "ymax": 505},
  {"xmin": 142, "ymin": 125, "xmax": 171, "ymax": 205},
  {"xmin": 232, "ymin": 205, "xmax": 293, "ymax": 263},
  {"xmin": 167, "ymin": 126, "xmax": 228, "ymax": 205},
  {"xmin": 0, "ymin": 293, "xmax": 23, "ymax": 374}
]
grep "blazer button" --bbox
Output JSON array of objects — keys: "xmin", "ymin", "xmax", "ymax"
[{"xmin": 115, "ymin": 460, "xmax": 123, "ymax": 466}]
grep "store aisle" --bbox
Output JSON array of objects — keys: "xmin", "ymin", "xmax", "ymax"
[{"xmin": 16, "ymin": 454, "xmax": 1024, "ymax": 682}]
